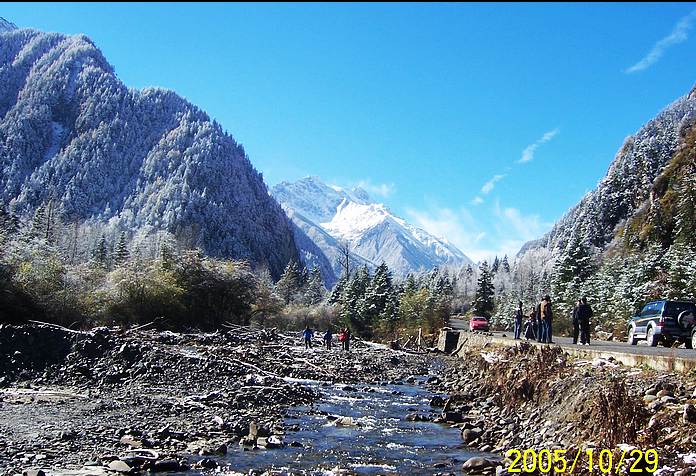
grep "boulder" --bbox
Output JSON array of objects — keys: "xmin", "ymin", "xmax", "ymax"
[
  {"xmin": 461, "ymin": 427, "xmax": 483, "ymax": 443},
  {"xmin": 462, "ymin": 457, "xmax": 496, "ymax": 472},
  {"xmin": 335, "ymin": 416, "xmax": 360, "ymax": 427},
  {"xmin": 430, "ymin": 396, "xmax": 446, "ymax": 407},
  {"xmin": 108, "ymin": 460, "xmax": 133, "ymax": 473},
  {"xmin": 683, "ymin": 403, "xmax": 696, "ymax": 424}
]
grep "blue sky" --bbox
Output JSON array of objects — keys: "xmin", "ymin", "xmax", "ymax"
[{"xmin": 4, "ymin": 3, "xmax": 696, "ymax": 261}]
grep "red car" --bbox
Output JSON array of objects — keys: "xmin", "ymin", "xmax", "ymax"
[{"xmin": 469, "ymin": 316, "xmax": 490, "ymax": 332}]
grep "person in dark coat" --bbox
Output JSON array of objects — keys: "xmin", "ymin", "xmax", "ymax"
[
  {"xmin": 303, "ymin": 326, "xmax": 313, "ymax": 349},
  {"xmin": 578, "ymin": 297, "xmax": 593, "ymax": 345},
  {"xmin": 323, "ymin": 329, "xmax": 333, "ymax": 350},
  {"xmin": 513, "ymin": 301, "xmax": 524, "ymax": 339},
  {"xmin": 535, "ymin": 298, "xmax": 543, "ymax": 343},
  {"xmin": 572, "ymin": 299, "xmax": 581, "ymax": 344},
  {"xmin": 524, "ymin": 311, "xmax": 536, "ymax": 340}
]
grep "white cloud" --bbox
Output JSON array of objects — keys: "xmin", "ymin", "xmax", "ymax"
[
  {"xmin": 626, "ymin": 10, "xmax": 696, "ymax": 74},
  {"xmin": 355, "ymin": 179, "xmax": 395, "ymax": 198},
  {"xmin": 471, "ymin": 196, "xmax": 484, "ymax": 205},
  {"xmin": 405, "ymin": 201, "xmax": 553, "ymax": 263},
  {"xmin": 481, "ymin": 174, "xmax": 506, "ymax": 195},
  {"xmin": 519, "ymin": 128, "xmax": 559, "ymax": 164}
]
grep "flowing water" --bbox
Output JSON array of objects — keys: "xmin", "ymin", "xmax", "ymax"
[{"xmin": 223, "ymin": 376, "xmax": 484, "ymax": 475}]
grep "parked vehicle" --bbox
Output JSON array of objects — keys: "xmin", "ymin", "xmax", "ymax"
[
  {"xmin": 627, "ymin": 300, "xmax": 696, "ymax": 348},
  {"xmin": 469, "ymin": 316, "xmax": 490, "ymax": 332}
]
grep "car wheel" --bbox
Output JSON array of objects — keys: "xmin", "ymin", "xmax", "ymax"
[
  {"xmin": 646, "ymin": 326, "xmax": 659, "ymax": 347},
  {"xmin": 691, "ymin": 332, "xmax": 696, "ymax": 350},
  {"xmin": 627, "ymin": 326, "xmax": 638, "ymax": 346}
]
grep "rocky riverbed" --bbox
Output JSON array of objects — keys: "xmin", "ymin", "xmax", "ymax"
[
  {"xmin": 0, "ymin": 323, "xmax": 442, "ymax": 475},
  {"xmin": 4, "ymin": 324, "xmax": 696, "ymax": 476}
]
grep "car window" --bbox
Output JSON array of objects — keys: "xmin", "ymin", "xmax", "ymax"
[
  {"xmin": 640, "ymin": 304, "xmax": 654, "ymax": 318},
  {"xmin": 654, "ymin": 301, "xmax": 665, "ymax": 314},
  {"xmin": 664, "ymin": 302, "xmax": 696, "ymax": 318}
]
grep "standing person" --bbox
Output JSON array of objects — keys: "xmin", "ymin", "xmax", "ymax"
[
  {"xmin": 524, "ymin": 310, "xmax": 535, "ymax": 340},
  {"xmin": 338, "ymin": 328, "xmax": 346, "ymax": 349},
  {"xmin": 572, "ymin": 299, "xmax": 582, "ymax": 345},
  {"xmin": 303, "ymin": 326, "xmax": 313, "ymax": 349},
  {"xmin": 539, "ymin": 295, "xmax": 553, "ymax": 343},
  {"xmin": 513, "ymin": 301, "xmax": 523, "ymax": 340},
  {"xmin": 342, "ymin": 327, "xmax": 351, "ymax": 352},
  {"xmin": 578, "ymin": 297, "xmax": 593, "ymax": 345},
  {"xmin": 535, "ymin": 298, "xmax": 544, "ymax": 343},
  {"xmin": 529, "ymin": 306, "xmax": 538, "ymax": 340},
  {"xmin": 323, "ymin": 328, "xmax": 333, "ymax": 350},
  {"xmin": 545, "ymin": 295, "xmax": 554, "ymax": 344}
]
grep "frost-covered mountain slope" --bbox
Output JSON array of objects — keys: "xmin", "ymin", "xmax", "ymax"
[
  {"xmin": 0, "ymin": 17, "xmax": 17, "ymax": 32},
  {"xmin": 518, "ymin": 85, "xmax": 696, "ymax": 259},
  {"xmin": 272, "ymin": 176, "xmax": 472, "ymax": 276},
  {"xmin": 0, "ymin": 25, "xmax": 298, "ymax": 278}
]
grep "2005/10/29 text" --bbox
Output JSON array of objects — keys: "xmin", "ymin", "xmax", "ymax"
[{"xmin": 506, "ymin": 448, "xmax": 658, "ymax": 474}]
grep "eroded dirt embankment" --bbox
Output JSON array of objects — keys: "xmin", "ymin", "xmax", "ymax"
[
  {"xmin": 427, "ymin": 342, "xmax": 696, "ymax": 476},
  {"xmin": 0, "ymin": 324, "xmax": 430, "ymax": 475}
]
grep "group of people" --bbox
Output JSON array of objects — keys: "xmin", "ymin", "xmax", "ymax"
[
  {"xmin": 513, "ymin": 294, "xmax": 555, "ymax": 343},
  {"xmin": 302, "ymin": 326, "xmax": 352, "ymax": 351},
  {"xmin": 512, "ymin": 295, "xmax": 593, "ymax": 345}
]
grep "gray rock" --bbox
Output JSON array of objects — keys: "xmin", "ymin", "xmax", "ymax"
[
  {"xmin": 462, "ymin": 457, "xmax": 496, "ymax": 472},
  {"xmin": 461, "ymin": 428, "xmax": 482, "ymax": 443},
  {"xmin": 683, "ymin": 403, "xmax": 696, "ymax": 424},
  {"xmin": 108, "ymin": 460, "xmax": 133, "ymax": 473}
]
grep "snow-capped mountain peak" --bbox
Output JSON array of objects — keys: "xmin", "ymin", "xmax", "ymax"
[{"xmin": 271, "ymin": 177, "xmax": 472, "ymax": 277}]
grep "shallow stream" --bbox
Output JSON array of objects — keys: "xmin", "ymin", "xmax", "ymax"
[{"xmin": 224, "ymin": 376, "xmax": 483, "ymax": 475}]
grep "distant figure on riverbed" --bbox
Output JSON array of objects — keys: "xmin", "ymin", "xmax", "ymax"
[
  {"xmin": 303, "ymin": 326, "xmax": 313, "ymax": 349},
  {"xmin": 339, "ymin": 327, "xmax": 351, "ymax": 352},
  {"xmin": 323, "ymin": 329, "xmax": 333, "ymax": 350}
]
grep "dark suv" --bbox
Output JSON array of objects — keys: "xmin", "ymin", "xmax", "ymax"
[{"xmin": 627, "ymin": 300, "xmax": 696, "ymax": 348}]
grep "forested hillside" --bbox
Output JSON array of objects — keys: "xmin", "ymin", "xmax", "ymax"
[
  {"xmin": 0, "ymin": 23, "xmax": 298, "ymax": 278},
  {"xmin": 493, "ymin": 85, "xmax": 696, "ymax": 334}
]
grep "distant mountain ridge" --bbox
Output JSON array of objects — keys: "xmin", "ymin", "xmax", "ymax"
[
  {"xmin": 272, "ymin": 176, "xmax": 472, "ymax": 278},
  {"xmin": 0, "ymin": 23, "xmax": 298, "ymax": 277}
]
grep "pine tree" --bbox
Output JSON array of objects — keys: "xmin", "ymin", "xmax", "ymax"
[
  {"xmin": 491, "ymin": 256, "xmax": 500, "ymax": 274},
  {"xmin": 304, "ymin": 266, "xmax": 326, "ymax": 304},
  {"xmin": 502, "ymin": 255, "xmax": 510, "ymax": 273},
  {"xmin": 276, "ymin": 261, "xmax": 303, "ymax": 304},
  {"xmin": 30, "ymin": 205, "xmax": 47, "ymax": 239},
  {"xmin": 473, "ymin": 261, "xmax": 495, "ymax": 317},
  {"xmin": 363, "ymin": 262, "xmax": 396, "ymax": 325},
  {"xmin": 93, "ymin": 234, "xmax": 109, "ymax": 268},
  {"xmin": 329, "ymin": 272, "xmax": 350, "ymax": 304},
  {"xmin": 114, "ymin": 231, "xmax": 130, "ymax": 267}
]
